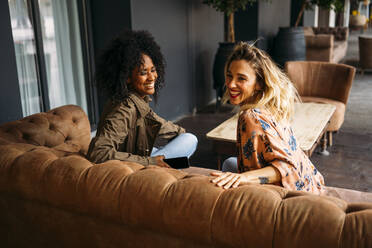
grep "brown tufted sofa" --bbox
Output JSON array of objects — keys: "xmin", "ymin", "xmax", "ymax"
[
  {"xmin": 0, "ymin": 105, "xmax": 372, "ymax": 247},
  {"xmin": 304, "ymin": 27, "xmax": 349, "ymax": 63}
]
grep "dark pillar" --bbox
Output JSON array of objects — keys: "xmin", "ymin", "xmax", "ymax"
[{"xmin": 0, "ymin": 1, "xmax": 23, "ymax": 124}]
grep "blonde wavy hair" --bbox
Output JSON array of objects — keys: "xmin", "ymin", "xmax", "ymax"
[{"xmin": 223, "ymin": 42, "xmax": 300, "ymax": 122}]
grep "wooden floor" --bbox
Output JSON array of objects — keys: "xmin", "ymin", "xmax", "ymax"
[{"xmin": 177, "ymin": 28, "xmax": 372, "ymax": 193}]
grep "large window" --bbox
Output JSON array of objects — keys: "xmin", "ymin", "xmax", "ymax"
[{"xmin": 8, "ymin": 0, "xmax": 96, "ymax": 126}]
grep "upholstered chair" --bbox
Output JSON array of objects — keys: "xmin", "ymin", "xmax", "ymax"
[
  {"xmin": 285, "ymin": 61, "xmax": 356, "ymax": 145},
  {"xmin": 359, "ymin": 36, "xmax": 372, "ymax": 74}
]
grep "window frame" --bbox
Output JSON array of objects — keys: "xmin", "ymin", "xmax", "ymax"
[{"xmin": 11, "ymin": 0, "xmax": 98, "ymax": 130}]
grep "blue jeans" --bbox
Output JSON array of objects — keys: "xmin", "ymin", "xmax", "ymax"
[
  {"xmin": 151, "ymin": 133, "xmax": 198, "ymax": 159},
  {"xmin": 222, "ymin": 157, "xmax": 238, "ymax": 173}
]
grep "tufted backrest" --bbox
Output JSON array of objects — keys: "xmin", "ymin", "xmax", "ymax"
[
  {"xmin": 0, "ymin": 142, "xmax": 371, "ymax": 247},
  {"xmin": 312, "ymin": 27, "xmax": 349, "ymax": 41},
  {"xmin": 0, "ymin": 105, "xmax": 91, "ymax": 155},
  {"xmin": 0, "ymin": 105, "xmax": 371, "ymax": 247},
  {"xmin": 285, "ymin": 61, "xmax": 356, "ymax": 104}
]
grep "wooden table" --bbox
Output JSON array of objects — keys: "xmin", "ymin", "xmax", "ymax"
[{"xmin": 206, "ymin": 103, "xmax": 336, "ymax": 169}]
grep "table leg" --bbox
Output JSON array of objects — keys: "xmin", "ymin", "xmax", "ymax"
[
  {"xmin": 217, "ymin": 154, "xmax": 221, "ymax": 171},
  {"xmin": 328, "ymin": 131, "xmax": 333, "ymax": 147},
  {"xmin": 319, "ymin": 131, "xmax": 330, "ymax": 156}
]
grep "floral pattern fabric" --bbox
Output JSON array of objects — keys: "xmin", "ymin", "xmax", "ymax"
[{"xmin": 237, "ymin": 108, "xmax": 325, "ymax": 195}]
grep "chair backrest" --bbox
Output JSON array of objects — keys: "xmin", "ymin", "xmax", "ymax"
[
  {"xmin": 359, "ymin": 36, "xmax": 372, "ymax": 69},
  {"xmin": 285, "ymin": 61, "xmax": 355, "ymax": 104}
]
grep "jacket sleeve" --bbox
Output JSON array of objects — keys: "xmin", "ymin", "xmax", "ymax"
[
  {"xmin": 87, "ymin": 107, "xmax": 157, "ymax": 166},
  {"xmin": 151, "ymin": 110, "xmax": 185, "ymax": 140}
]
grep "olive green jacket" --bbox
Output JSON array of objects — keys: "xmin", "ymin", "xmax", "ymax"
[{"xmin": 87, "ymin": 92, "xmax": 185, "ymax": 165}]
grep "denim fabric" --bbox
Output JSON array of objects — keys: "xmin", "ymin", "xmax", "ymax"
[
  {"xmin": 222, "ymin": 157, "xmax": 238, "ymax": 173},
  {"xmin": 151, "ymin": 133, "xmax": 198, "ymax": 159}
]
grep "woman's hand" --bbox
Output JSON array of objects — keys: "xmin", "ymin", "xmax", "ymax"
[
  {"xmin": 210, "ymin": 166, "xmax": 282, "ymax": 189},
  {"xmin": 154, "ymin": 155, "xmax": 171, "ymax": 168},
  {"xmin": 210, "ymin": 172, "xmax": 250, "ymax": 189}
]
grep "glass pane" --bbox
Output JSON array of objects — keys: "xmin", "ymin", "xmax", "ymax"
[
  {"xmin": 8, "ymin": 0, "xmax": 42, "ymax": 116},
  {"xmin": 38, "ymin": 0, "xmax": 88, "ymax": 114}
]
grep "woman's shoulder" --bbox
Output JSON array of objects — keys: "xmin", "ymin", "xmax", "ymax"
[
  {"xmin": 102, "ymin": 98, "xmax": 137, "ymax": 121},
  {"xmin": 239, "ymin": 108, "xmax": 271, "ymax": 121},
  {"xmin": 239, "ymin": 108, "xmax": 276, "ymax": 133}
]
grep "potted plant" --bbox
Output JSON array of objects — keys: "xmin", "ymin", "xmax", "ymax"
[
  {"xmin": 202, "ymin": 0, "xmax": 261, "ymax": 108},
  {"xmin": 349, "ymin": 0, "xmax": 369, "ymax": 28},
  {"xmin": 294, "ymin": 0, "xmax": 345, "ymax": 27},
  {"xmin": 273, "ymin": 0, "xmax": 345, "ymax": 66}
]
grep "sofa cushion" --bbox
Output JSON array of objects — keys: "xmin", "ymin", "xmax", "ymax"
[
  {"xmin": 303, "ymin": 26, "xmax": 314, "ymax": 36},
  {"xmin": 325, "ymin": 186, "xmax": 372, "ymax": 203},
  {"xmin": 301, "ymin": 96, "xmax": 345, "ymax": 131},
  {"xmin": 332, "ymin": 41, "xmax": 348, "ymax": 63},
  {"xmin": 305, "ymin": 34, "xmax": 333, "ymax": 48}
]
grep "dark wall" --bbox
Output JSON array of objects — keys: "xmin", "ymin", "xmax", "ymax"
[
  {"xmin": 189, "ymin": 0, "xmax": 224, "ymax": 110},
  {"xmin": 233, "ymin": 0, "xmax": 291, "ymax": 53},
  {"xmin": 235, "ymin": 3, "xmax": 259, "ymax": 42},
  {"xmin": 258, "ymin": 0, "xmax": 291, "ymax": 53},
  {"xmin": 131, "ymin": 0, "xmax": 223, "ymax": 120},
  {"xmin": 89, "ymin": 0, "xmax": 132, "ymax": 115},
  {"xmin": 0, "ymin": 1, "xmax": 23, "ymax": 124},
  {"xmin": 291, "ymin": 0, "xmax": 304, "ymax": 27}
]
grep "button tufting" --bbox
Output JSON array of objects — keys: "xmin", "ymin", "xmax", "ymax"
[{"xmin": 22, "ymin": 133, "xmax": 30, "ymax": 140}]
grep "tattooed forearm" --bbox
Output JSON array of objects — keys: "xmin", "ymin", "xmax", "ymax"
[{"xmin": 258, "ymin": 176, "xmax": 269, "ymax": 184}]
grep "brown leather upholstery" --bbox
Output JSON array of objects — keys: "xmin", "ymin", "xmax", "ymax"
[
  {"xmin": 359, "ymin": 36, "xmax": 372, "ymax": 71},
  {"xmin": 0, "ymin": 104, "xmax": 91, "ymax": 155},
  {"xmin": 0, "ymin": 105, "xmax": 371, "ymax": 247},
  {"xmin": 304, "ymin": 27, "xmax": 349, "ymax": 63},
  {"xmin": 285, "ymin": 61, "xmax": 355, "ymax": 131}
]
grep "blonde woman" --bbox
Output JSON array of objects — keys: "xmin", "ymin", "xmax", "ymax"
[{"xmin": 210, "ymin": 42, "xmax": 325, "ymax": 195}]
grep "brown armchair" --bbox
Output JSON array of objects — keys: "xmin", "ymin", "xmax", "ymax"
[
  {"xmin": 359, "ymin": 36, "xmax": 372, "ymax": 74},
  {"xmin": 285, "ymin": 61, "xmax": 356, "ymax": 144}
]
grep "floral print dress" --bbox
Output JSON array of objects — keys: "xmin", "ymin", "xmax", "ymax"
[{"xmin": 237, "ymin": 108, "xmax": 325, "ymax": 195}]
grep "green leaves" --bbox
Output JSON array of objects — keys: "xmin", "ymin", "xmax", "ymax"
[
  {"xmin": 310, "ymin": 0, "xmax": 345, "ymax": 13},
  {"xmin": 202, "ymin": 0, "xmax": 259, "ymax": 16}
]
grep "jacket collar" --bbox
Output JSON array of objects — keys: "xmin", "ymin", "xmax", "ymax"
[{"xmin": 128, "ymin": 91, "xmax": 152, "ymax": 118}]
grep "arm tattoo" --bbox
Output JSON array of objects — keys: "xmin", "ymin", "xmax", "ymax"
[{"xmin": 258, "ymin": 176, "xmax": 269, "ymax": 184}]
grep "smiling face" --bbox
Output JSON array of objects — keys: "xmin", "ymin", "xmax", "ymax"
[
  {"xmin": 225, "ymin": 59, "xmax": 261, "ymax": 105},
  {"xmin": 128, "ymin": 54, "xmax": 158, "ymax": 98}
]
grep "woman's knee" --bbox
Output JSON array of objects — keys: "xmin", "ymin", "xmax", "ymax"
[
  {"xmin": 222, "ymin": 157, "xmax": 238, "ymax": 173},
  {"xmin": 179, "ymin": 133, "xmax": 198, "ymax": 147}
]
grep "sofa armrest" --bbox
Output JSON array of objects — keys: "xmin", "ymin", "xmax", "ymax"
[{"xmin": 305, "ymin": 34, "xmax": 334, "ymax": 48}]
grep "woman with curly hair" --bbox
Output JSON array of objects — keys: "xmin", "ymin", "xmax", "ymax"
[
  {"xmin": 87, "ymin": 30, "xmax": 197, "ymax": 167},
  {"xmin": 210, "ymin": 43, "xmax": 325, "ymax": 194}
]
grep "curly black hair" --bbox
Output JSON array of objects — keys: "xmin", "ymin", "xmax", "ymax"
[{"xmin": 95, "ymin": 29, "xmax": 166, "ymax": 101}]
